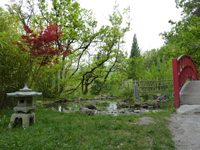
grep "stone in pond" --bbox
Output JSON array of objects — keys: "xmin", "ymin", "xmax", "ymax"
[
  {"xmin": 81, "ymin": 103, "xmax": 97, "ymax": 110},
  {"xmin": 80, "ymin": 103, "xmax": 97, "ymax": 116},
  {"xmin": 80, "ymin": 107, "xmax": 95, "ymax": 116}
]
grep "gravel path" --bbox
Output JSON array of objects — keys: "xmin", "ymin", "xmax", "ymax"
[{"xmin": 167, "ymin": 105, "xmax": 200, "ymax": 150}]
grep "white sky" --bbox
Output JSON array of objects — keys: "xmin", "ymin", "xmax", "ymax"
[
  {"xmin": 79, "ymin": 0, "xmax": 182, "ymax": 54},
  {"xmin": 0, "ymin": 0, "xmax": 182, "ymax": 55}
]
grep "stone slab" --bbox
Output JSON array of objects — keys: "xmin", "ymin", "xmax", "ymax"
[
  {"xmin": 180, "ymin": 81, "xmax": 200, "ymax": 105},
  {"xmin": 177, "ymin": 105, "xmax": 200, "ymax": 115}
]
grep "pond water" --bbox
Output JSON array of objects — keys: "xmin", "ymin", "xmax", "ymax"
[{"xmin": 41, "ymin": 100, "xmax": 157, "ymax": 116}]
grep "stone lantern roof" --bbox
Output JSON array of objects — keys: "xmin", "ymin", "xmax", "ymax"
[{"xmin": 7, "ymin": 83, "xmax": 42, "ymax": 97}]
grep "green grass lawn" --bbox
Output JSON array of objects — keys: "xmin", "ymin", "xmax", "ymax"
[{"xmin": 0, "ymin": 108, "xmax": 175, "ymax": 150}]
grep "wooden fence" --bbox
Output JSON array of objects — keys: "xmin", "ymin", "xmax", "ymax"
[{"xmin": 122, "ymin": 78, "xmax": 173, "ymax": 92}]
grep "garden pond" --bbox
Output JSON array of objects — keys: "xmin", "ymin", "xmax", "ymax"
[{"xmin": 38, "ymin": 100, "xmax": 161, "ymax": 116}]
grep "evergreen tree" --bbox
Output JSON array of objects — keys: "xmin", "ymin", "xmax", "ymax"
[
  {"xmin": 130, "ymin": 34, "xmax": 140, "ymax": 58},
  {"xmin": 128, "ymin": 34, "xmax": 140, "ymax": 79}
]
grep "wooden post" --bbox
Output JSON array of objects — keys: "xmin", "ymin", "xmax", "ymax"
[
  {"xmin": 134, "ymin": 80, "xmax": 139, "ymax": 101},
  {"xmin": 173, "ymin": 59, "xmax": 180, "ymax": 108}
]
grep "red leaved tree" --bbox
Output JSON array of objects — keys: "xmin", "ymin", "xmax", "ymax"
[{"xmin": 15, "ymin": 21, "xmax": 69, "ymax": 90}]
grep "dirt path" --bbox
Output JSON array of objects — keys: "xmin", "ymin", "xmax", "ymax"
[{"xmin": 167, "ymin": 105, "xmax": 200, "ymax": 150}]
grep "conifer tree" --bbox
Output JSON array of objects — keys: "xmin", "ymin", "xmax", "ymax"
[
  {"xmin": 130, "ymin": 34, "xmax": 140, "ymax": 58},
  {"xmin": 128, "ymin": 34, "xmax": 140, "ymax": 79}
]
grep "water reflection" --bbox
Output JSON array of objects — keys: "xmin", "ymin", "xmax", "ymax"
[
  {"xmin": 58, "ymin": 105, "xmax": 62, "ymax": 112},
  {"xmin": 57, "ymin": 101, "xmax": 118, "ymax": 113},
  {"xmin": 108, "ymin": 101, "xmax": 117, "ymax": 110}
]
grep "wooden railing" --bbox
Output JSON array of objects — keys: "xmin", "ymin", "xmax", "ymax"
[
  {"xmin": 172, "ymin": 55, "xmax": 199, "ymax": 108},
  {"xmin": 122, "ymin": 78, "xmax": 173, "ymax": 92}
]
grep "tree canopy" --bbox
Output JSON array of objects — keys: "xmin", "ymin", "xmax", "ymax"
[{"xmin": 161, "ymin": 0, "xmax": 200, "ymax": 68}]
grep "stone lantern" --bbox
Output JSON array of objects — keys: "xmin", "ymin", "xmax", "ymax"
[{"xmin": 7, "ymin": 83, "xmax": 42, "ymax": 128}]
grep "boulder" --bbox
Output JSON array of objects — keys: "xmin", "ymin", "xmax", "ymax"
[
  {"xmin": 141, "ymin": 104, "xmax": 148, "ymax": 108},
  {"xmin": 121, "ymin": 111, "xmax": 134, "ymax": 115},
  {"xmin": 94, "ymin": 97, "xmax": 100, "ymax": 100},
  {"xmin": 157, "ymin": 94, "xmax": 161, "ymax": 97},
  {"xmin": 116, "ymin": 102, "xmax": 126, "ymax": 108},
  {"xmin": 156, "ymin": 93, "xmax": 170, "ymax": 101},
  {"xmin": 153, "ymin": 102, "xmax": 160, "ymax": 108},
  {"xmin": 81, "ymin": 103, "xmax": 97, "ymax": 110},
  {"xmin": 152, "ymin": 94, "xmax": 158, "ymax": 99},
  {"xmin": 78, "ymin": 97, "xmax": 84, "ymax": 101},
  {"xmin": 80, "ymin": 108, "xmax": 95, "ymax": 116},
  {"xmin": 134, "ymin": 102, "xmax": 141, "ymax": 108},
  {"xmin": 106, "ymin": 96, "xmax": 111, "ymax": 99},
  {"xmin": 125, "ymin": 104, "xmax": 130, "ymax": 108},
  {"xmin": 80, "ymin": 103, "xmax": 97, "ymax": 115},
  {"xmin": 100, "ymin": 97, "xmax": 106, "ymax": 100},
  {"xmin": 67, "ymin": 99, "xmax": 73, "ymax": 102}
]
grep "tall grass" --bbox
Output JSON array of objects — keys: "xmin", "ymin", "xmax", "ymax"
[{"xmin": 0, "ymin": 108, "xmax": 175, "ymax": 150}]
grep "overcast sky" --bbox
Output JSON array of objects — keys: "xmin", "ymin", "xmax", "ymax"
[
  {"xmin": 79, "ymin": 0, "xmax": 182, "ymax": 54},
  {"xmin": 0, "ymin": 0, "xmax": 182, "ymax": 54}
]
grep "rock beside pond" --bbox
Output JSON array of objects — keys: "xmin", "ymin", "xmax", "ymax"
[
  {"xmin": 80, "ymin": 103, "xmax": 97, "ymax": 116},
  {"xmin": 78, "ymin": 97, "xmax": 84, "ymax": 101},
  {"xmin": 117, "ymin": 100, "xmax": 160, "ymax": 109},
  {"xmin": 94, "ymin": 97, "xmax": 100, "ymax": 100},
  {"xmin": 155, "ymin": 93, "xmax": 170, "ymax": 103},
  {"xmin": 80, "ymin": 107, "xmax": 95, "ymax": 115},
  {"xmin": 81, "ymin": 103, "xmax": 97, "ymax": 110}
]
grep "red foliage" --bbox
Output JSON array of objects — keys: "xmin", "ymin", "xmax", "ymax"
[{"xmin": 15, "ymin": 21, "xmax": 70, "ymax": 66}]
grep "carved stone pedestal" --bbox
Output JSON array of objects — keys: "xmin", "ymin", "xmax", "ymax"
[{"xmin": 9, "ymin": 112, "xmax": 35, "ymax": 129}]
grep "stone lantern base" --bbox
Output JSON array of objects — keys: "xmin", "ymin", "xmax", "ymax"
[{"xmin": 8, "ymin": 112, "xmax": 35, "ymax": 128}]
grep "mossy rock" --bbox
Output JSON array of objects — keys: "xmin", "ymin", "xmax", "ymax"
[{"xmin": 81, "ymin": 103, "xmax": 97, "ymax": 110}]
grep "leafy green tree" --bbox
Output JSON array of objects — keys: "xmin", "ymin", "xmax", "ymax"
[
  {"xmin": 79, "ymin": 3, "xmax": 131, "ymax": 95},
  {"xmin": 144, "ymin": 62, "xmax": 159, "ymax": 80},
  {"xmin": 0, "ymin": 7, "xmax": 29, "ymax": 108},
  {"xmin": 36, "ymin": 64, "xmax": 60, "ymax": 99},
  {"xmin": 132, "ymin": 56, "xmax": 145, "ymax": 80},
  {"xmin": 8, "ymin": 0, "xmax": 131, "ymax": 96},
  {"xmin": 175, "ymin": 0, "xmax": 200, "ymax": 17},
  {"xmin": 8, "ymin": 0, "xmax": 98, "ymax": 94},
  {"xmin": 143, "ymin": 49, "xmax": 158, "ymax": 68},
  {"xmin": 161, "ymin": 0, "xmax": 200, "ymax": 69},
  {"xmin": 159, "ymin": 58, "xmax": 173, "ymax": 79}
]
